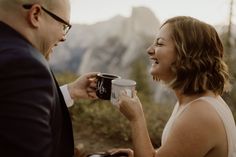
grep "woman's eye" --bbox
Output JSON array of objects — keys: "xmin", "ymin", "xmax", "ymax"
[{"xmin": 156, "ymin": 42, "xmax": 163, "ymax": 46}]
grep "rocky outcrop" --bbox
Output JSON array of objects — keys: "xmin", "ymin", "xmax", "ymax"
[{"xmin": 50, "ymin": 7, "xmax": 160, "ymax": 77}]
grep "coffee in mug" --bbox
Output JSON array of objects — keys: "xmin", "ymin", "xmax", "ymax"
[
  {"xmin": 111, "ymin": 78, "xmax": 136, "ymax": 105},
  {"xmin": 96, "ymin": 73, "xmax": 121, "ymax": 100}
]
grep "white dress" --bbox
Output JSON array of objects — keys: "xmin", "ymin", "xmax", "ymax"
[{"xmin": 161, "ymin": 96, "xmax": 236, "ymax": 157}]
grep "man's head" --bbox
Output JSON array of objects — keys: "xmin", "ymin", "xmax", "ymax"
[{"xmin": 0, "ymin": 0, "xmax": 71, "ymax": 60}]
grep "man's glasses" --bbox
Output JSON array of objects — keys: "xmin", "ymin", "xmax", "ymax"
[{"xmin": 23, "ymin": 4, "xmax": 72, "ymax": 35}]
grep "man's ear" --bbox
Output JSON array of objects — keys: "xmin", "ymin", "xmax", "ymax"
[{"xmin": 26, "ymin": 4, "xmax": 42, "ymax": 28}]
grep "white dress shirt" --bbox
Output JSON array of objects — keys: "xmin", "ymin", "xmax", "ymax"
[{"xmin": 60, "ymin": 84, "xmax": 74, "ymax": 107}]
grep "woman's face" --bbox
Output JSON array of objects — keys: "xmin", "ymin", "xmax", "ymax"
[{"xmin": 147, "ymin": 23, "xmax": 176, "ymax": 83}]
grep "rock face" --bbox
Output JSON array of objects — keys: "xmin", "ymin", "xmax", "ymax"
[
  {"xmin": 78, "ymin": 7, "xmax": 160, "ymax": 77},
  {"xmin": 50, "ymin": 7, "xmax": 160, "ymax": 77}
]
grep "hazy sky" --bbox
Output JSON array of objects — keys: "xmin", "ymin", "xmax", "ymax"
[{"xmin": 70, "ymin": 0, "xmax": 235, "ymax": 25}]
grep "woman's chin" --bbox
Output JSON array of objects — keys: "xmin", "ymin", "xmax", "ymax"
[{"xmin": 149, "ymin": 69, "xmax": 158, "ymax": 76}]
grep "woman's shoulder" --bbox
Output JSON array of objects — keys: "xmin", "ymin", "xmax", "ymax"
[
  {"xmin": 159, "ymin": 97, "xmax": 226, "ymax": 156},
  {"xmin": 176, "ymin": 98, "xmax": 227, "ymax": 145},
  {"xmin": 180, "ymin": 97, "xmax": 223, "ymax": 129}
]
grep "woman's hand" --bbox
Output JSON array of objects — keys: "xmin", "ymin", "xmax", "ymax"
[
  {"xmin": 116, "ymin": 91, "xmax": 144, "ymax": 122},
  {"xmin": 108, "ymin": 148, "xmax": 133, "ymax": 157}
]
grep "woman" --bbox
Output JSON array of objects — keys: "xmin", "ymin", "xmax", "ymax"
[{"xmin": 110, "ymin": 16, "xmax": 236, "ymax": 157}]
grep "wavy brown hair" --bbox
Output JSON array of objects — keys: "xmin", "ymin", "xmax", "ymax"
[{"xmin": 161, "ymin": 16, "xmax": 231, "ymax": 95}]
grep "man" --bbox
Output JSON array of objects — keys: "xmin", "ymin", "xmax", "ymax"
[{"xmin": 0, "ymin": 0, "xmax": 97, "ymax": 156}]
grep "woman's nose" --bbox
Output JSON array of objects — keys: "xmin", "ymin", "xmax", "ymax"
[{"xmin": 146, "ymin": 45, "xmax": 155, "ymax": 55}]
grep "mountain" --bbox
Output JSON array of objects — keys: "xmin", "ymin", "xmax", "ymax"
[{"xmin": 50, "ymin": 7, "xmax": 160, "ymax": 77}]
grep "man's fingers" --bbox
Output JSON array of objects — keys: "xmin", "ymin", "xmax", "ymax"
[{"xmin": 86, "ymin": 72, "xmax": 99, "ymax": 79}]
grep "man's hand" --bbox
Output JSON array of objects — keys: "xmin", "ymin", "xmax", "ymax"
[{"xmin": 67, "ymin": 72, "xmax": 98, "ymax": 100}]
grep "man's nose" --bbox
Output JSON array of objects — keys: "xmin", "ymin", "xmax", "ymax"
[{"xmin": 60, "ymin": 36, "xmax": 66, "ymax": 42}]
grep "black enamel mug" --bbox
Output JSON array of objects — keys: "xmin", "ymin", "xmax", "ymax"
[{"xmin": 96, "ymin": 73, "xmax": 121, "ymax": 100}]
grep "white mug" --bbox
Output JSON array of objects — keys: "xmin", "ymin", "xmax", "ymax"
[{"xmin": 111, "ymin": 78, "xmax": 136, "ymax": 105}]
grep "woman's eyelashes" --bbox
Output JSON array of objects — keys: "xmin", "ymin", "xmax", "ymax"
[
  {"xmin": 156, "ymin": 42, "xmax": 163, "ymax": 46},
  {"xmin": 155, "ymin": 38, "xmax": 164, "ymax": 47}
]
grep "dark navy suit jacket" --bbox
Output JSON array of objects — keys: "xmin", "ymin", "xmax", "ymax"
[{"xmin": 0, "ymin": 21, "xmax": 74, "ymax": 157}]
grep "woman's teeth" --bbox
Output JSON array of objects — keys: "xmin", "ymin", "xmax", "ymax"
[
  {"xmin": 152, "ymin": 59, "xmax": 159, "ymax": 64},
  {"xmin": 150, "ymin": 58, "xmax": 159, "ymax": 64}
]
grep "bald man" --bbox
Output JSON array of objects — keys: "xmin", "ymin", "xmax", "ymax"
[{"xmin": 0, "ymin": 0, "xmax": 97, "ymax": 157}]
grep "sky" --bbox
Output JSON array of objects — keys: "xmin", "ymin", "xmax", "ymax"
[{"xmin": 70, "ymin": 0, "xmax": 235, "ymax": 26}]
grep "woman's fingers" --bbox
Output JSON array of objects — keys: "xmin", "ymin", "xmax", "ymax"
[{"xmin": 107, "ymin": 148, "xmax": 133, "ymax": 157}]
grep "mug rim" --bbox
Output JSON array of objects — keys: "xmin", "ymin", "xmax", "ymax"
[
  {"xmin": 112, "ymin": 78, "xmax": 136, "ymax": 86},
  {"xmin": 97, "ymin": 73, "xmax": 121, "ymax": 79}
]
